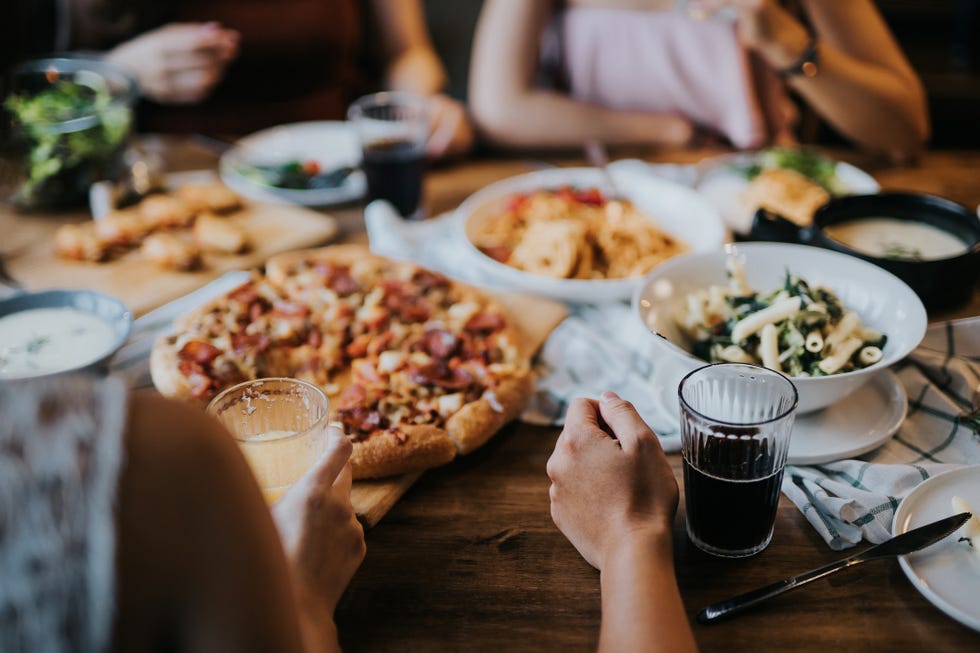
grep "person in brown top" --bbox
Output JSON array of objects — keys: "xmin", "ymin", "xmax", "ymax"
[{"xmin": 4, "ymin": 0, "xmax": 472, "ymax": 159}]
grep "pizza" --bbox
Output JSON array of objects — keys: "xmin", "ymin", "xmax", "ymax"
[{"xmin": 150, "ymin": 245, "xmax": 533, "ymax": 479}]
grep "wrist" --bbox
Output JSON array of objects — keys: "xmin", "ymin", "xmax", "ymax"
[{"xmin": 601, "ymin": 524, "xmax": 674, "ymax": 571}]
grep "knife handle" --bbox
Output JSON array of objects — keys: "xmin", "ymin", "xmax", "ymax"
[{"xmin": 697, "ymin": 555, "xmax": 865, "ymax": 624}]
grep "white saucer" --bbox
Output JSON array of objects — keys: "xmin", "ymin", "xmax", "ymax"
[
  {"xmin": 219, "ymin": 121, "xmax": 366, "ymax": 207},
  {"xmin": 893, "ymin": 465, "xmax": 980, "ymax": 632},
  {"xmin": 652, "ymin": 368, "xmax": 906, "ymax": 465}
]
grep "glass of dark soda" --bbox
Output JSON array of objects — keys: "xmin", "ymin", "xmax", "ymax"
[
  {"xmin": 678, "ymin": 363, "xmax": 798, "ymax": 558},
  {"xmin": 347, "ymin": 92, "xmax": 429, "ymax": 219}
]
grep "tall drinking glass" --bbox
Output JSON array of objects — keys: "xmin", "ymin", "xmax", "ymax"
[
  {"xmin": 347, "ymin": 91, "xmax": 429, "ymax": 219},
  {"xmin": 207, "ymin": 377, "xmax": 331, "ymax": 503},
  {"xmin": 679, "ymin": 364, "xmax": 798, "ymax": 558}
]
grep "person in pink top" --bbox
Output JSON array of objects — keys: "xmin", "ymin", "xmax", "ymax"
[{"xmin": 469, "ymin": 0, "xmax": 929, "ymax": 162}]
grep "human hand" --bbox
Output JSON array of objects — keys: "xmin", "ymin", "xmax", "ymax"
[
  {"xmin": 426, "ymin": 93, "xmax": 475, "ymax": 160},
  {"xmin": 106, "ymin": 22, "xmax": 240, "ymax": 105},
  {"xmin": 546, "ymin": 392, "xmax": 678, "ymax": 570},
  {"xmin": 273, "ymin": 426, "xmax": 366, "ymax": 614},
  {"xmin": 699, "ymin": 0, "xmax": 810, "ymax": 69}
]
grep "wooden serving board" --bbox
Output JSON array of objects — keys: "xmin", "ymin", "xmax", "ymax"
[
  {"xmin": 2, "ymin": 198, "xmax": 339, "ymax": 317},
  {"xmin": 351, "ymin": 290, "xmax": 568, "ymax": 527}
]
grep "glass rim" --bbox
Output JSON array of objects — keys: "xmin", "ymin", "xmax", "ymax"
[
  {"xmin": 206, "ymin": 377, "xmax": 329, "ymax": 445},
  {"xmin": 677, "ymin": 362, "xmax": 799, "ymax": 428},
  {"xmin": 346, "ymin": 90, "xmax": 430, "ymax": 120}
]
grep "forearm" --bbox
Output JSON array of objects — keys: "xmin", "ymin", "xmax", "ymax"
[
  {"xmin": 471, "ymin": 89, "xmax": 692, "ymax": 150},
  {"xmin": 598, "ymin": 534, "xmax": 697, "ymax": 653},
  {"xmin": 785, "ymin": 44, "xmax": 928, "ymax": 161},
  {"xmin": 748, "ymin": 1, "xmax": 928, "ymax": 161},
  {"xmin": 294, "ymin": 583, "xmax": 343, "ymax": 653},
  {"xmin": 385, "ymin": 48, "xmax": 447, "ymax": 96}
]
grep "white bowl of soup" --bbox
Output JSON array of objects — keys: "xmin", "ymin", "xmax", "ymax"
[{"xmin": 0, "ymin": 289, "xmax": 132, "ymax": 380}]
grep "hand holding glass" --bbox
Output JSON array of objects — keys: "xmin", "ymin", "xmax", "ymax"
[{"xmin": 207, "ymin": 377, "xmax": 331, "ymax": 503}]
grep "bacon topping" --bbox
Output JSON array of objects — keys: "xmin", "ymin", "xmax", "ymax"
[
  {"xmin": 272, "ymin": 300, "xmax": 310, "ymax": 317},
  {"xmin": 229, "ymin": 283, "xmax": 260, "ymax": 305},
  {"xmin": 314, "ymin": 262, "xmax": 360, "ymax": 296},
  {"xmin": 421, "ymin": 329, "xmax": 458, "ymax": 359},
  {"xmin": 411, "ymin": 269, "xmax": 450, "ymax": 291},
  {"xmin": 231, "ymin": 333, "xmax": 270, "ymax": 355},
  {"xmin": 407, "ymin": 361, "xmax": 474, "ymax": 390},
  {"xmin": 337, "ymin": 406, "xmax": 388, "ymax": 440},
  {"xmin": 178, "ymin": 340, "xmax": 222, "ymax": 365},
  {"xmin": 382, "ymin": 280, "xmax": 431, "ymax": 323},
  {"xmin": 465, "ymin": 311, "xmax": 504, "ymax": 334},
  {"xmin": 337, "ymin": 383, "xmax": 368, "ymax": 410}
]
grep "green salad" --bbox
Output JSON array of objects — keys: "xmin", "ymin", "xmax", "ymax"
[
  {"xmin": 736, "ymin": 147, "xmax": 849, "ymax": 196},
  {"xmin": 674, "ymin": 257, "xmax": 887, "ymax": 377},
  {"xmin": 5, "ymin": 72, "xmax": 132, "ymax": 209}
]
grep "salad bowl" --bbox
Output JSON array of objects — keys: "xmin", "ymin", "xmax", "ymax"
[{"xmin": 633, "ymin": 242, "xmax": 927, "ymax": 414}]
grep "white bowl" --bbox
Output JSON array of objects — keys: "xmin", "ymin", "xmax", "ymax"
[
  {"xmin": 632, "ymin": 242, "xmax": 927, "ymax": 414},
  {"xmin": 454, "ymin": 167, "xmax": 726, "ymax": 303}
]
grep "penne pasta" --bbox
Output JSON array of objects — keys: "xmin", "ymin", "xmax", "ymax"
[
  {"xmin": 818, "ymin": 336, "xmax": 864, "ymax": 375},
  {"xmin": 731, "ymin": 296, "xmax": 802, "ymax": 343},
  {"xmin": 759, "ymin": 323, "xmax": 781, "ymax": 372}
]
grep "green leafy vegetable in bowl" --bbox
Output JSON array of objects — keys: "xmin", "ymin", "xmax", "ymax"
[
  {"xmin": 234, "ymin": 158, "xmax": 356, "ymax": 191},
  {"xmin": 4, "ymin": 59, "xmax": 135, "ymax": 210},
  {"xmin": 734, "ymin": 147, "xmax": 848, "ymax": 195}
]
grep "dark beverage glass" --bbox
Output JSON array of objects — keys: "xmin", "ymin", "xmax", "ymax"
[
  {"xmin": 678, "ymin": 364, "xmax": 798, "ymax": 558},
  {"xmin": 348, "ymin": 92, "xmax": 429, "ymax": 219}
]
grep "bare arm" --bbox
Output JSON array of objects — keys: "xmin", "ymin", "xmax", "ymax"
[
  {"xmin": 114, "ymin": 393, "xmax": 349, "ymax": 653},
  {"xmin": 370, "ymin": 0, "xmax": 474, "ymax": 158},
  {"xmin": 714, "ymin": 0, "xmax": 929, "ymax": 161},
  {"xmin": 469, "ymin": 0, "xmax": 693, "ymax": 150},
  {"xmin": 547, "ymin": 393, "xmax": 697, "ymax": 653}
]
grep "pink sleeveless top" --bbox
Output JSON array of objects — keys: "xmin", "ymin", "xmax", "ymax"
[{"xmin": 550, "ymin": 9, "xmax": 789, "ymax": 149}]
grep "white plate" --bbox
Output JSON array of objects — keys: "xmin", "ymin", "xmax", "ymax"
[
  {"xmin": 219, "ymin": 121, "xmax": 366, "ymax": 206},
  {"xmin": 455, "ymin": 167, "xmax": 726, "ymax": 303},
  {"xmin": 893, "ymin": 466, "xmax": 980, "ymax": 632},
  {"xmin": 696, "ymin": 151, "xmax": 880, "ymax": 234},
  {"xmin": 652, "ymin": 365, "xmax": 906, "ymax": 464}
]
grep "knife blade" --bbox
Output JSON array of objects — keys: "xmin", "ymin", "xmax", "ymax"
[{"xmin": 697, "ymin": 511, "xmax": 972, "ymax": 624}]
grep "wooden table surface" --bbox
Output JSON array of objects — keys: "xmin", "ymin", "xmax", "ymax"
[{"xmin": 6, "ymin": 139, "xmax": 980, "ymax": 651}]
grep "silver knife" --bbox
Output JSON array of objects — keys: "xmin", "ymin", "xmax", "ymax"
[{"xmin": 697, "ymin": 511, "xmax": 972, "ymax": 624}]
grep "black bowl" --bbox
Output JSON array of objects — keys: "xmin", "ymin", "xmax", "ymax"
[{"xmin": 749, "ymin": 192, "xmax": 980, "ymax": 310}]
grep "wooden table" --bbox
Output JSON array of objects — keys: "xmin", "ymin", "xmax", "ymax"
[
  {"xmin": 5, "ymin": 140, "xmax": 980, "ymax": 650},
  {"xmin": 334, "ymin": 147, "xmax": 980, "ymax": 652}
]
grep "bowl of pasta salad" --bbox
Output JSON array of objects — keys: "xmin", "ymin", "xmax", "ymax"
[
  {"xmin": 633, "ymin": 242, "xmax": 926, "ymax": 414},
  {"xmin": 455, "ymin": 167, "xmax": 725, "ymax": 303}
]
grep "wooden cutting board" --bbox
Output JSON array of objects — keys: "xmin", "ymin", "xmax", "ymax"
[
  {"xmin": 351, "ymin": 290, "xmax": 568, "ymax": 527},
  {"xmin": 2, "ymin": 197, "xmax": 339, "ymax": 317}
]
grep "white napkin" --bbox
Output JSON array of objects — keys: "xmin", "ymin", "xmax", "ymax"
[{"xmin": 782, "ymin": 318, "xmax": 980, "ymax": 549}]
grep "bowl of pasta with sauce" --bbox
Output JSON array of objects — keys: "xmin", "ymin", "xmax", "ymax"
[
  {"xmin": 633, "ymin": 242, "xmax": 927, "ymax": 414},
  {"xmin": 455, "ymin": 167, "xmax": 726, "ymax": 303}
]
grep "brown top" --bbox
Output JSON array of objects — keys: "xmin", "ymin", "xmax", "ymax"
[{"xmin": 143, "ymin": 0, "xmax": 369, "ymax": 134}]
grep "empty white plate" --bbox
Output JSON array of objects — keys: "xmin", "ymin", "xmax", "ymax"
[{"xmin": 893, "ymin": 465, "xmax": 980, "ymax": 632}]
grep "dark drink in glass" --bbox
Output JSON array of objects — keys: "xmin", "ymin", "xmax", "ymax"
[
  {"xmin": 682, "ymin": 432, "xmax": 784, "ymax": 554},
  {"xmin": 678, "ymin": 364, "xmax": 797, "ymax": 558},
  {"xmin": 362, "ymin": 138, "xmax": 425, "ymax": 219}
]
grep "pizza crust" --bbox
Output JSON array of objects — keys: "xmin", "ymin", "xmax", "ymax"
[
  {"xmin": 446, "ymin": 373, "xmax": 534, "ymax": 454},
  {"xmin": 149, "ymin": 334, "xmax": 196, "ymax": 401},
  {"xmin": 350, "ymin": 425, "xmax": 457, "ymax": 480}
]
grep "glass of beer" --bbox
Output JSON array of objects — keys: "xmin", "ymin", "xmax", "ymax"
[
  {"xmin": 207, "ymin": 377, "xmax": 331, "ymax": 503},
  {"xmin": 347, "ymin": 91, "xmax": 429, "ymax": 219},
  {"xmin": 678, "ymin": 363, "xmax": 798, "ymax": 558}
]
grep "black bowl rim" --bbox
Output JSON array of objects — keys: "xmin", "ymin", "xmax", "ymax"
[{"xmin": 811, "ymin": 191, "xmax": 980, "ymax": 263}]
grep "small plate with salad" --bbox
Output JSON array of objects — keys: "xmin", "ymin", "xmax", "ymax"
[
  {"xmin": 695, "ymin": 148, "xmax": 880, "ymax": 234},
  {"xmin": 219, "ymin": 121, "xmax": 366, "ymax": 206}
]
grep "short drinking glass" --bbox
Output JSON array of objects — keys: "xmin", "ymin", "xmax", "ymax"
[
  {"xmin": 207, "ymin": 377, "xmax": 331, "ymax": 503},
  {"xmin": 679, "ymin": 363, "xmax": 798, "ymax": 558},
  {"xmin": 347, "ymin": 91, "xmax": 429, "ymax": 219}
]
